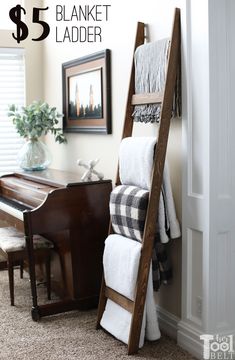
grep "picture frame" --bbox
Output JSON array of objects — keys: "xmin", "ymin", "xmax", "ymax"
[{"xmin": 62, "ymin": 49, "xmax": 111, "ymax": 134}]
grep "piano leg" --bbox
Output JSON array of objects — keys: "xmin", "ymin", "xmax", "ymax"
[
  {"xmin": 8, "ymin": 257, "xmax": 14, "ymax": 306},
  {"xmin": 46, "ymin": 254, "xmax": 51, "ymax": 301},
  {"xmin": 25, "ymin": 234, "xmax": 41, "ymax": 321},
  {"xmin": 20, "ymin": 260, "xmax": 24, "ymax": 279},
  {"xmin": 25, "ymin": 234, "xmax": 78, "ymax": 321}
]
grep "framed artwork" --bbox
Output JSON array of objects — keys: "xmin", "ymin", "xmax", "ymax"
[{"xmin": 62, "ymin": 49, "xmax": 111, "ymax": 134}]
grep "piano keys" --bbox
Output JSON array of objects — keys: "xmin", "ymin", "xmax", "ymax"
[
  {"xmin": 0, "ymin": 169, "xmax": 112, "ymax": 319},
  {"xmin": 0, "ymin": 198, "xmax": 24, "ymax": 221}
]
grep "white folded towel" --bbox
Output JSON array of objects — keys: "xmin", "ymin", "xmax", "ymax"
[
  {"xmin": 119, "ymin": 137, "xmax": 181, "ymax": 243},
  {"xmin": 100, "ymin": 234, "xmax": 160, "ymax": 348}
]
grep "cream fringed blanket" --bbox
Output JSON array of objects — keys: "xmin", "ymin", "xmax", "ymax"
[{"xmin": 132, "ymin": 38, "xmax": 181, "ymax": 123}]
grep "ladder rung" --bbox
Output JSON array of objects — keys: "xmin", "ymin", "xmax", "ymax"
[
  {"xmin": 105, "ymin": 286, "xmax": 134, "ymax": 313},
  {"xmin": 131, "ymin": 92, "xmax": 163, "ymax": 105}
]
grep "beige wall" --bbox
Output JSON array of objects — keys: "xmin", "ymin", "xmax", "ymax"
[{"xmin": 41, "ymin": 0, "xmax": 182, "ymax": 317}]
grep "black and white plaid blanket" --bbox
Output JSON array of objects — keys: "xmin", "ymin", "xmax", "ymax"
[
  {"xmin": 110, "ymin": 185, "xmax": 149, "ymax": 242},
  {"xmin": 152, "ymin": 234, "xmax": 172, "ymax": 291},
  {"xmin": 110, "ymin": 185, "xmax": 172, "ymax": 290}
]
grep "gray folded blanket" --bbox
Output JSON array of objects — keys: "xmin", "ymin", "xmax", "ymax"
[{"xmin": 132, "ymin": 38, "xmax": 181, "ymax": 123}]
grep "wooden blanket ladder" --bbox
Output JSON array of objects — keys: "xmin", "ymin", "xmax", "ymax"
[{"xmin": 97, "ymin": 8, "xmax": 181, "ymax": 355}]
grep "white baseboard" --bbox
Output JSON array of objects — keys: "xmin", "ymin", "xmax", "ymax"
[
  {"xmin": 178, "ymin": 322, "xmax": 235, "ymax": 360},
  {"xmin": 156, "ymin": 305, "xmax": 180, "ymax": 340},
  {"xmin": 177, "ymin": 320, "xmax": 203, "ymax": 359},
  {"xmin": 156, "ymin": 307, "xmax": 203, "ymax": 359},
  {"xmin": 157, "ymin": 308, "xmax": 235, "ymax": 359}
]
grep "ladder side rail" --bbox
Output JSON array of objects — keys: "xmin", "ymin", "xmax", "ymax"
[
  {"xmin": 127, "ymin": 8, "xmax": 181, "ymax": 354},
  {"xmin": 116, "ymin": 22, "xmax": 145, "ymax": 186},
  {"xmin": 96, "ymin": 22, "xmax": 145, "ymax": 328}
]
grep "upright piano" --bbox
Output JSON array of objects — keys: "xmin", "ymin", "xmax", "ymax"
[{"xmin": 0, "ymin": 169, "xmax": 112, "ymax": 320}]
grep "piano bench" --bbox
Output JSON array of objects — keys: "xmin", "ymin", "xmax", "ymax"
[{"xmin": 0, "ymin": 227, "xmax": 53, "ymax": 306}]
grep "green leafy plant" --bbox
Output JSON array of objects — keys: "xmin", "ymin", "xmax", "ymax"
[{"xmin": 8, "ymin": 101, "xmax": 67, "ymax": 144}]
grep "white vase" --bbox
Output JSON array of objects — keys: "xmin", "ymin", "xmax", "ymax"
[{"xmin": 17, "ymin": 138, "xmax": 52, "ymax": 171}]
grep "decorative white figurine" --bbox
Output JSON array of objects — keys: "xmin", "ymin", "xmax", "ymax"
[{"xmin": 77, "ymin": 158, "xmax": 104, "ymax": 182}]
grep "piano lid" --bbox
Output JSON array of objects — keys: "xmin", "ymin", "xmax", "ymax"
[
  {"xmin": 0, "ymin": 169, "xmax": 111, "ymax": 209},
  {"xmin": 0, "ymin": 169, "xmax": 82, "ymax": 209},
  {"xmin": 12, "ymin": 169, "xmax": 83, "ymax": 188},
  {"xmin": 9, "ymin": 169, "xmax": 110, "ymax": 188}
]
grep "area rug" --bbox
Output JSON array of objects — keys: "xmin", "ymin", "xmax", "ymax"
[{"xmin": 0, "ymin": 270, "xmax": 196, "ymax": 360}]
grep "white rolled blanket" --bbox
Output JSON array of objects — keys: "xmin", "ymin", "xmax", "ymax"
[
  {"xmin": 119, "ymin": 137, "xmax": 181, "ymax": 243},
  {"xmin": 100, "ymin": 234, "xmax": 160, "ymax": 348},
  {"xmin": 102, "ymin": 234, "xmax": 141, "ymax": 300},
  {"xmin": 119, "ymin": 136, "xmax": 156, "ymax": 191}
]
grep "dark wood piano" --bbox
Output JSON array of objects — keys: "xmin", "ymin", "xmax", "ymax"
[{"xmin": 0, "ymin": 169, "xmax": 112, "ymax": 320}]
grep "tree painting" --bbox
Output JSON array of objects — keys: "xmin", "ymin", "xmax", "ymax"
[{"xmin": 68, "ymin": 69, "xmax": 102, "ymax": 120}]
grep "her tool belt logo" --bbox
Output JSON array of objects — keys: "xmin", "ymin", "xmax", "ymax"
[{"xmin": 200, "ymin": 334, "xmax": 234, "ymax": 360}]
